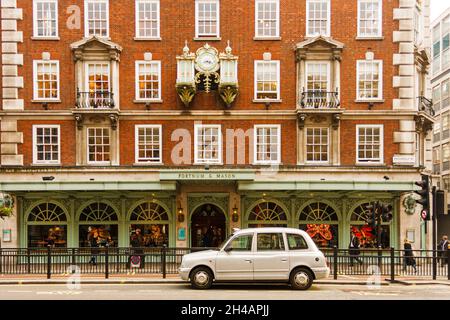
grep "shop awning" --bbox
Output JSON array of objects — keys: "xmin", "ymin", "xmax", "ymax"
[
  {"xmin": 238, "ymin": 181, "xmax": 420, "ymax": 192},
  {"xmin": 0, "ymin": 181, "xmax": 177, "ymax": 192}
]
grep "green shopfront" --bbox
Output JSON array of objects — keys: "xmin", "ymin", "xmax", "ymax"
[{"xmin": 0, "ymin": 170, "xmax": 424, "ymax": 250}]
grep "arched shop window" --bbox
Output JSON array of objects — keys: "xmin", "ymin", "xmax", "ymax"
[
  {"xmin": 27, "ymin": 203, "xmax": 68, "ymax": 248},
  {"xmin": 129, "ymin": 201, "xmax": 170, "ymax": 247},
  {"xmin": 78, "ymin": 202, "xmax": 119, "ymax": 247},
  {"xmin": 298, "ymin": 202, "xmax": 339, "ymax": 248},
  {"xmin": 247, "ymin": 201, "xmax": 288, "ymax": 228},
  {"xmin": 351, "ymin": 203, "xmax": 390, "ymax": 249}
]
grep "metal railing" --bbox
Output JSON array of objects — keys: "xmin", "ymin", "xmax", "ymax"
[
  {"xmin": 0, "ymin": 247, "xmax": 448, "ymax": 280},
  {"xmin": 418, "ymin": 96, "xmax": 435, "ymax": 117},
  {"xmin": 300, "ymin": 90, "xmax": 340, "ymax": 109},
  {"xmin": 76, "ymin": 89, "xmax": 115, "ymax": 109}
]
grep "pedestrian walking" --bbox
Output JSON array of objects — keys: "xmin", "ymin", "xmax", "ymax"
[
  {"xmin": 402, "ymin": 239, "xmax": 417, "ymax": 273},
  {"xmin": 349, "ymin": 230, "xmax": 363, "ymax": 267},
  {"xmin": 438, "ymin": 235, "xmax": 449, "ymax": 267},
  {"xmin": 88, "ymin": 227, "xmax": 99, "ymax": 266},
  {"xmin": 129, "ymin": 228, "xmax": 145, "ymax": 268}
]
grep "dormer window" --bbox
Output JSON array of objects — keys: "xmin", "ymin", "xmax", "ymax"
[{"xmin": 85, "ymin": 0, "xmax": 109, "ymax": 38}]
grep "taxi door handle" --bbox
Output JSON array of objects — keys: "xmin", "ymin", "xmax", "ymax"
[
  {"xmin": 281, "ymin": 259, "xmax": 288, "ymax": 262},
  {"xmin": 244, "ymin": 259, "xmax": 252, "ymax": 263}
]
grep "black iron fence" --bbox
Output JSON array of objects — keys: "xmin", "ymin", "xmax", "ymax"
[{"xmin": 0, "ymin": 246, "xmax": 448, "ymax": 281}]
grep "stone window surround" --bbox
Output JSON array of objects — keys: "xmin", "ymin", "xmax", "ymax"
[
  {"xmin": 305, "ymin": 127, "xmax": 329, "ymax": 164},
  {"xmin": 356, "ymin": 59, "xmax": 383, "ymax": 102}
]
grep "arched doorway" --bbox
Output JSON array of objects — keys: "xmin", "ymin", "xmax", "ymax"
[{"xmin": 191, "ymin": 204, "xmax": 226, "ymax": 248}]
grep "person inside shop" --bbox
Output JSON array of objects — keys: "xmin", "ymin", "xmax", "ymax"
[
  {"xmin": 46, "ymin": 228, "xmax": 56, "ymax": 248},
  {"xmin": 349, "ymin": 229, "xmax": 363, "ymax": 267},
  {"xmin": 438, "ymin": 235, "xmax": 449, "ymax": 266},
  {"xmin": 88, "ymin": 226, "xmax": 99, "ymax": 266},
  {"xmin": 202, "ymin": 226, "xmax": 214, "ymax": 247},
  {"xmin": 130, "ymin": 228, "xmax": 145, "ymax": 268},
  {"xmin": 402, "ymin": 239, "xmax": 417, "ymax": 273}
]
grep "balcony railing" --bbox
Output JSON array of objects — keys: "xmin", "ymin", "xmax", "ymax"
[
  {"xmin": 418, "ymin": 96, "xmax": 435, "ymax": 117},
  {"xmin": 300, "ymin": 90, "xmax": 340, "ymax": 109},
  {"xmin": 76, "ymin": 89, "xmax": 115, "ymax": 109}
]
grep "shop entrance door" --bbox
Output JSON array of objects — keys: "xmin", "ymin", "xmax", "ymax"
[{"xmin": 191, "ymin": 204, "xmax": 226, "ymax": 248}]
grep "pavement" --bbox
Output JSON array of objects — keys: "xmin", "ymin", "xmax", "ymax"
[{"xmin": 0, "ymin": 273, "xmax": 449, "ymax": 286}]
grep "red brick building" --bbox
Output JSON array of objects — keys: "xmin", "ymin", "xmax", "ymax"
[{"xmin": 0, "ymin": 0, "xmax": 434, "ymax": 250}]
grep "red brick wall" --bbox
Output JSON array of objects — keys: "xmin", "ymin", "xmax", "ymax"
[
  {"xmin": 119, "ymin": 120, "xmax": 297, "ymax": 166},
  {"xmin": 340, "ymin": 120, "xmax": 400, "ymax": 166},
  {"xmin": 16, "ymin": 0, "xmax": 399, "ymax": 112},
  {"xmin": 17, "ymin": 120, "xmax": 76, "ymax": 166}
]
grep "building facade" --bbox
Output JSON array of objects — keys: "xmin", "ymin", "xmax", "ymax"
[
  {"xmin": 431, "ymin": 7, "xmax": 450, "ymax": 236},
  {"xmin": 0, "ymin": 0, "xmax": 434, "ymax": 250}
]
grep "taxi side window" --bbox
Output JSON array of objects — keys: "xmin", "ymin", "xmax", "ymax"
[
  {"xmin": 228, "ymin": 234, "xmax": 253, "ymax": 251},
  {"xmin": 287, "ymin": 234, "xmax": 309, "ymax": 250},
  {"xmin": 256, "ymin": 233, "xmax": 285, "ymax": 251}
]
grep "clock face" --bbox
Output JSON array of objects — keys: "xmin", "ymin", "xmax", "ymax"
[{"xmin": 196, "ymin": 52, "xmax": 218, "ymax": 72}]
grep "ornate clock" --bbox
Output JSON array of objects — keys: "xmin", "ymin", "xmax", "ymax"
[{"xmin": 195, "ymin": 44, "xmax": 219, "ymax": 73}]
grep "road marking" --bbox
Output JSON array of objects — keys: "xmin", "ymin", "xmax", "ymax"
[
  {"xmin": 138, "ymin": 290, "xmax": 163, "ymax": 293},
  {"xmin": 7, "ymin": 290, "xmax": 32, "ymax": 293}
]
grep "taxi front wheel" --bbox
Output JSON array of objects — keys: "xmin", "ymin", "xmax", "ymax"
[{"xmin": 190, "ymin": 267, "xmax": 213, "ymax": 290}]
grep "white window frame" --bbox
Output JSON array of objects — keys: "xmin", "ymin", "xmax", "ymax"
[
  {"xmin": 33, "ymin": 60, "xmax": 60, "ymax": 101},
  {"xmin": 194, "ymin": 124, "xmax": 222, "ymax": 165},
  {"xmin": 135, "ymin": 61, "xmax": 162, "ymax": 101},
  {"xmin": 357, "ymin": 0, "xmax": 382, "ymax": 38},
  {"xmin": 254, "ymin": 0, "xmax": 280, "ymax": 39},
  {"xmin": 306, "ymin": 0, "xmax": 330, "ymax": 37},
  {"xmin": 195, "ymin": 0, "xmax": 220, "ymax": 38},
  {"xmin": 253, "ymin": 125, "xmax": 281, "ymax": 165},
  {"xmin": 32, "ymin": 125, "xmax": 61, "ymax": 165},
  {"xmin": 254, "ymin": 60, "xmax": 281, "ymax": 101},
  {"xmin": 87, "ymin": 127, "xmax": 111, "ymax": 165},
  {"xmin": 85, "ymin": 62, "xmax": 111, "ymax": 92},
  {"xmin": 356, "ymin": 125, "xmax": 384, "ymax": 164},
  {"xmin": 356, "ymin": 59, "xmax": 383, "ymax": 101},
  {"xmin": 33, "ymin": 0, "xmax": 59, "ymax": 38},
  {"xmin": 135, "ymin": 125, "xmax": 162, "ymax": 164},
  {"xmin": 305, "ymin": 61, "xmax": 331, "ymax": 92},
  {"xmin": 305, "ymin": 127, "xmax": 330, "ymax": 164},
  {"xmin": 84, "ymin": 0, "xmax": 110, "ymax": 38},
  {"xmin": 135, "ymin": 0, "xmax": 160, "ymax": 39}
]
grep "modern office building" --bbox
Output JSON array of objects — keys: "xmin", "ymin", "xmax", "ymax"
[{"xmin": 431, "ymin": 6, "xmax": 450, "ymax": 237}]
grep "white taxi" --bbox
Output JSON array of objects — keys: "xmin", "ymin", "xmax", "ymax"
[{"xmin": 179, "ymin": 227, "xmax": 330, "ymax": 290}]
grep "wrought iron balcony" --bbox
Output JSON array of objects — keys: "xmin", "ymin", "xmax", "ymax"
[
  {"xmin": 75, "ymin": 89, "xmax": 115, "ymax": 109},
  {"xmin": 300, "ymin": 90, "xmax": 340, "ymax": 109},
  {"xmin": 418, "ymin": 96, "xmax": 435, "ymax": 117}
]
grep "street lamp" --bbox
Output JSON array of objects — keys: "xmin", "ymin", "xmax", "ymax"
[
  {"xmin": 232, "ymin": 206, "xmax": 239, "ymax": 223},
  {"xmin": 178, "ymin": 205, "xmax": 185, "ymax": 223}
]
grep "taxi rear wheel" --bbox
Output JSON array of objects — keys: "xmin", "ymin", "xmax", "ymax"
[
  {"xmin": 290, "ymin": 268, "xmax": 314, "ymax": 290},
  {"xmin": 190, "ymin": 267, "xmax": 213, "ymax": 290}
]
